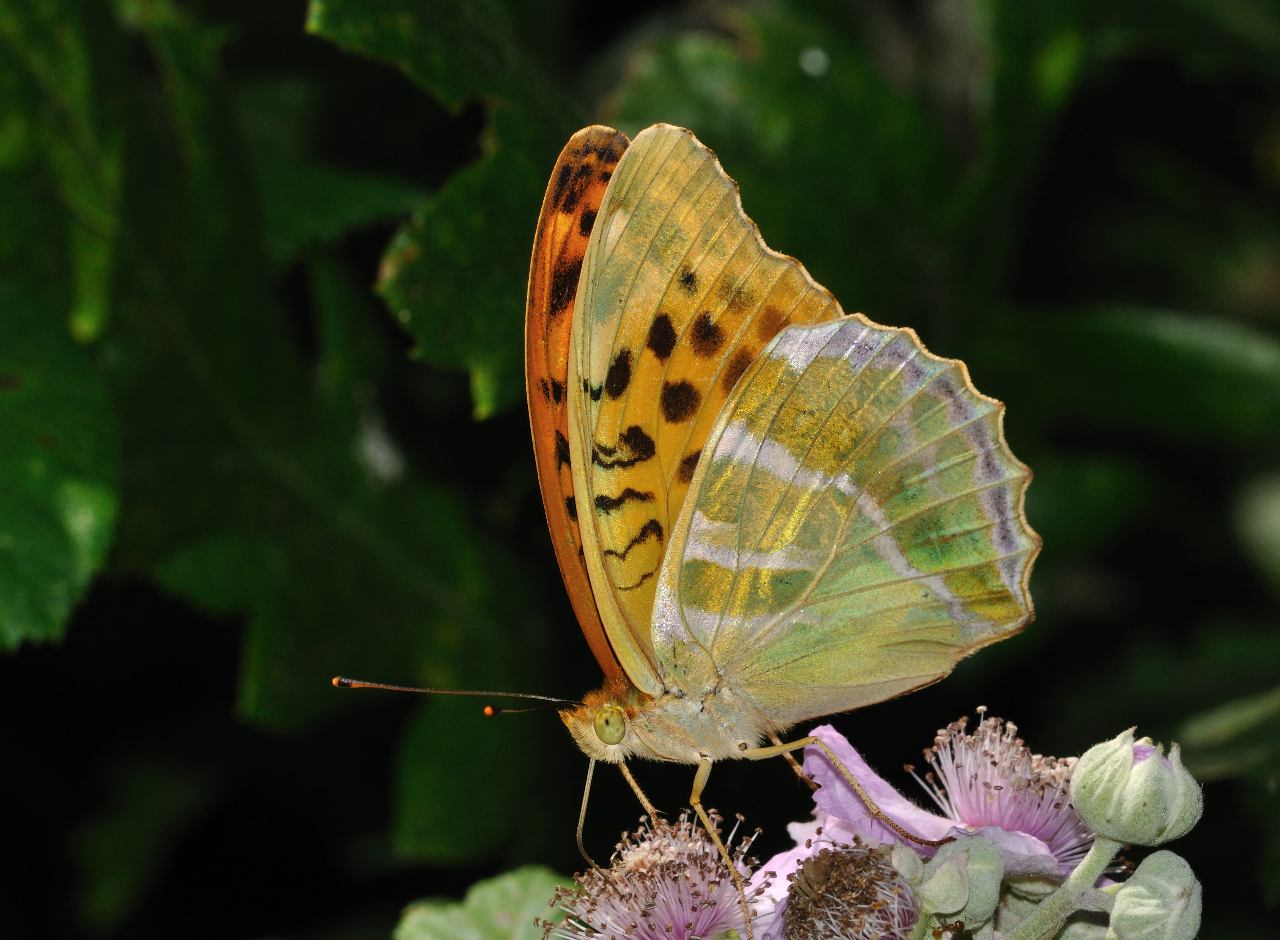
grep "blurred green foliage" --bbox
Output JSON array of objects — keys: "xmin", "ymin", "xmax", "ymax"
[
  {"xmin": 393, "ymin": 866, "xmax": 564, "ymax": 940},
  {"xmin": 2, "ymin": 0, "xmax": 1278, "ymax": 936}
]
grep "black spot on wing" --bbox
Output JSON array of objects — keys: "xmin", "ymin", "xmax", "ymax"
[
  {"xmin": 677, "ymin": 450, "xmax": 702, "ymax": 484},
  {"xmin": 551, "ymin": 163, "xmax": 573, "ymax": 208},
  {"xmin": 554, "ymin": 430, "xmax": 570, "ymax": 469},
  {"xmin": 594, "ymin": 488, "xmax": 654, "ymax": 513},
  {"xmin": 621, "ymin": 425, "xmax": 656, "ymax": 460},
  {"xmin": 603, "ymin": 519, "xmax": 664, "ymax": 560},
  {"xmin": 578, "ymin": 208, "xmax": 597, "ymax": 237},
  {"xmin": 599, "ymin": 170, "xmax": 612, "ymax": 183},
  {"xmin": 647, "ymin": 314, "xmax": 677, "ymax": 361},
  {"xmin": 560, "ymin": 163, "xmax": 594, "ymax": 213},
  {"xmin": 565, "ymin": 495, "xmax": 577, "ymax": 520},
  {"xmin": 550, "ymin": 378, "xmax": 564, "ymax": 403},
  {"xmin": 690, "ymin": 313, "xmax": 724, "ymax": 358},
  {"xmin": 723, "ymin": 349, "xmax": 754, "ymax": 392},
  {"xmin": 549, "ymin": 256, "xmax": 583, "ymax": 316},
  {"xmin": 605, "ymin": 349, "xmax": 632, "ymax": 399},
  {"xmin": 592, "ymin": 425, "xmax": 655, "ymax": 468},
  {"xmin": 678, "ymin": 268, "xmax": 698, "ymax": 293},
  {"xmin": 756, "ymin": 305, "xmax": 786, "ymax": 340},
  {"xmin": 661, "ymin": 381, "xmax": 699, "ymax": 423}
]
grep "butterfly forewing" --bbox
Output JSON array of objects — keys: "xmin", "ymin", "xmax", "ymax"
[
  {"xmin": 526, "ymin": 125, "xmax": 630, "ymax": 683},
  {"xmin": 568, "ymin": 125, "xmax": 841, "ymax": 689},
  {"xmin": 653, "ymin": 316, "xmax": 1040, "ymax": 727}
]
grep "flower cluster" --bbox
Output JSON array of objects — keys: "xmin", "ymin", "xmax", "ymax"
[
  {"xmin": 541, "ymin": 811, "xmax": 766, "ymax": 940},
  {"xmin": 545, "ymin": 712, "xmax": 1204, "ymax": 940}
]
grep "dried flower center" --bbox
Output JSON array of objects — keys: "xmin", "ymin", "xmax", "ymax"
[{"xmin": 783, "ymin": 840, "xmax": 918, "ymax": 940}]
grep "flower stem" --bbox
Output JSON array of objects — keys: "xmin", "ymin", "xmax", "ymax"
[{"xmin": 1003, "ymin": 838, "xmax": 1121, "ymax": 940}]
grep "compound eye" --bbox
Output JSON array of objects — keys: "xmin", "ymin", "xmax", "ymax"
[{"xmin": 593, "ymin": 705, "xmax": 626, "ymax": 745}]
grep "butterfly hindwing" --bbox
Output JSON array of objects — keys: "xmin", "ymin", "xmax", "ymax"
[
  {"xmin": 653, "ymin": 316, "xmax": 1040, "ymax": 727},
  {"xmin": 526, "ymin": 125, "xmax": 630, "ymax": 683},
  {"xmin": 567, "ymin": 125, "xmax": 841, "ymax": 690}
]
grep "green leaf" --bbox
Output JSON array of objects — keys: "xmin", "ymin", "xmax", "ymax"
[
  {"xmin": 395, "ymin": 867, "xmax": 567, "ymax": 940},
  {"xmin": 306, "ymin": 0, "xmax": 576, "ymax": 417},
  {"xmin": 236, "ymin": 79, "xmax": 428, "ymax": 267},
  {"xmin": 0, "ymin": 281, "xmax": 118, "ymax": 648},
  {"xmin": 0, "ymin": 0, "xmax": 124, "ymax": 340},
  {"xmin": 98, "ymin": 7, "xmax": 556, "ymax": 733},
  {"xmin": 394, "ymin": 697, "xmax": 559, "ymax": 863},
  {"xmin": 307, "ymin": 0, "xmax": 537, "ymax": 109},
  {"xmin": 259, "ymin": 157, "xmax": 427, "ymax": 267},
  {"xmin": 1179, "ymin": 683, "xmax": 1280, "ymax": 780},
  {"xmin": 955, "ymin": 0, "xmax": 1088, "ymax": 299},
  {"xmin": 377, "ymin": 106, "xmax": 550, "ymax": 418},
  {"xmin": 607, "ymin": 3, "xmax": 951, "ymax": 326}
]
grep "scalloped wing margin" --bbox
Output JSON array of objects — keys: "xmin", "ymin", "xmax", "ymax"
[{"xmin": 652, "ymin": 316, "xmax": 1041, "ymax": 728}]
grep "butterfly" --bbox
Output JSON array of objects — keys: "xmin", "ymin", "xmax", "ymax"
[{"xmin": 525, "ymin": 123, "xmax": 1039, "ymax": 896}]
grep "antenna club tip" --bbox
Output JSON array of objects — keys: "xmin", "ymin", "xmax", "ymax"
[
  {"xmin": 332, "ymin": 676, "xmax": 352, "ymax": 688},
  {"xmin": 483, "ymin": 705, "xmax": 495, "ymax": 717}
]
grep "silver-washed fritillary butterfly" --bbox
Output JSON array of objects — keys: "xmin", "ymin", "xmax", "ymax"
[{"xmin": 525, "ymin": 124, "xmax": 1040, "ymax": 928}]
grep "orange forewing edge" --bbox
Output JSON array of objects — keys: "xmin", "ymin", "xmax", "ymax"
[{"xmin": 525, "ymin": 126, "xmax": 631, "ymax": 683}]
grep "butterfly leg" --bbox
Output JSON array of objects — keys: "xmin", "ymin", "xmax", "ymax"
[
  {"xmin": 768, "ymin": 730, "xmax": 818, "ymax": 791},
  {"xmin": 617, "ymin": 760, "xmax": 661, "ymax": 821},
  {"xmin": 689, "ymin": 758, "xmax": 757, "ymax": 940},
  {"xmin": 741, "ymin": 736, "xmax": 953, "ymax": 848}
]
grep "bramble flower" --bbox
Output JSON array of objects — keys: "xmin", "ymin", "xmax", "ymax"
[
  {"xmin": 789, "ymin": 714, "xmax": 1092, "ymax": 882},
  {"xmin": 543, "ymin": 717, "xmax": 1205, "ymax": 940},
  {"xmin": 913, "ymin": 709, "xmax": 1095, "ymax": 875},
  {"xmin": 542, "ymin": 811, "xmax": 764, "ymax": 940}
]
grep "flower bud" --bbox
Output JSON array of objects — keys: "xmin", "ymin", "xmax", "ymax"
[
  {"xmin": 890, "ymin": 842, "xmax": 924, "ymax": 885},
  {"xmin": 1070, "ymin": 729, "xmax": 1203, "ymax": 845},
  {"xmin": 1106, "ymin": 851, "xmax": 1201, "ymax": 940},
  {"xmin": 916, "ymin": 836, "xmax": 1003, "ymax": 934}
]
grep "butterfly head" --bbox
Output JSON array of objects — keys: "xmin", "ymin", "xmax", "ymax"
[{"xmin": 559, "ymin": 678, "xmax": 651, "ymax": 763}]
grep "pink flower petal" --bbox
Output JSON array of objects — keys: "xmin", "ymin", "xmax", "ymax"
[
  {"xmin": 803, "ymin": 725, "xmax": 955, "ymax": 846},
  {"xmin": 966, "ymin": 826, "xmax": 1063, "ymax": 879}
]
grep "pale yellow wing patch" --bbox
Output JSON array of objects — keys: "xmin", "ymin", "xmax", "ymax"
[
  {"xmin": 652, "ymin": 317, "xmax": 1041, "ymax": 729},
  {"xmin": 567, "ymin": 125, "xmax": 840, "ymax": 691}
]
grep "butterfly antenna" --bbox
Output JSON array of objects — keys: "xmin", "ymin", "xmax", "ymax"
[
  {"xmin": 331, "ymin": 676, "xmax": 578, "ymax": 708},
  {"xmin": 481, "ymin": 702, "xmax": 564, "ymax": 716}
]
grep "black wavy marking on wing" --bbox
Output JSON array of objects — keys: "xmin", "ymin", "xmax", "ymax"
[
  {"xmin": 617, "ymin": 569, "xmax": 656, "ymax": 592},
  {"xmin": 592, "ymin": 425, "xmax": 656, "ymax": 469},
  {"xmin": 603, "ymin": 519, "xmax": 664, "ymax": 560},
  {"xmin": 593, "ymin": 488, "xmax": 653, "ymax": 513}
]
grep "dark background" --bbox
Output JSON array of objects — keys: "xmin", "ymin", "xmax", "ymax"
[{"xmin": 2, "ymin": 0, "xmax": 1278, "ymax": 937}]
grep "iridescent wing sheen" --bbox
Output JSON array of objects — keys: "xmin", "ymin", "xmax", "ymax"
[
  {"xmin": 526, "ymin": 125, "xmax": 630, "ymax": 683},
  {"xmin": 652, "ymin": 316, "xmax": 1041, "ymax": 728},
  {"xmin": 566, "ymin": 125, "xmax": 840, "ymax": 692}
]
